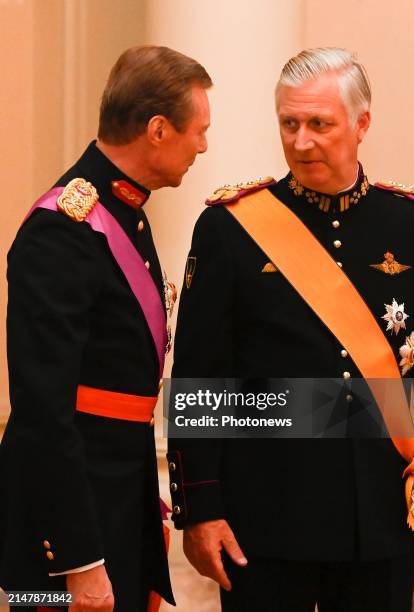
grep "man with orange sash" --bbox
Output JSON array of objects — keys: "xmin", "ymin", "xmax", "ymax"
[
  {"xmin": 168, "ymin": 48, "xmax": 414, "ymax": 611},
  {"xmin": 0, "ymin": 45, "xmax": 211, "ymax": 611}
]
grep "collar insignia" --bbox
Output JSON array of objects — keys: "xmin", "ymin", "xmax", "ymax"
[
  {"xmin": 370, "ymin": 252, "xmax": 411, "ymax": 276},
  {"xmin": 57, "ymin": 178, "xmax": 99, "ymax": 222},
  {"xmin": 206, "ymin": 177, "xmax": 276, "ymax": 206},
  {"xmin": 288, "ymin": 168, "xmax": 369, "ymax": 213},
  {"xmin": 111, "ymin": 180, "xmax": 149, "ymax": 209},
  {"xmin": 382, "ymin": 299, "xmax": 409, "ymax": 335}
]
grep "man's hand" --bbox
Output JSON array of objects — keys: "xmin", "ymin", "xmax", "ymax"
[
  {"xmin": 67, "ymin": 565, "xmax": 114, "ymax": 611},
  {"xmin": 183, "ymin": 519, "xmax": 247, "ymax": 591}
]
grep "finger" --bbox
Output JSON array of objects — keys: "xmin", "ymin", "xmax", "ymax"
[
  {"xmin": 206, "ymin": 557, "xmax": 232, "ymax": 591},
  {"xmin": 222, "ymin": 535, "xmax": 248, "ymax": 566}
]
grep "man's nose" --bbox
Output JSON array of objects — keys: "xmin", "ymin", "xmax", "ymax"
[
  {"xmin": 294, "ymin": 126, "xmax": 314, "ymax": 151},
  {"xmin": 198, "ymin": 135, "xmax": 208, "ymax": 154}
]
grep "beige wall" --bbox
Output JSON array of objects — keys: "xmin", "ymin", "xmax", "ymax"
[
  {"xmin": 1, "ymin": 1, "xmax": 414, "ymax": 412},
  {"xmin": 304, "ymin": 0, "xmax": 414, "ymax": 184},
  {"xmin": 0, "ymin": 0, "xmax": 145, "ymax": 422}
]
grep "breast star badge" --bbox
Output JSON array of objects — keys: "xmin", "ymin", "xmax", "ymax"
[
  {"xmin": 399, "ymin": 331, "xmax": 414, "ymax": 375},
  {"xmin": 382, "ymin": 299, "xmax": 408, "ymax": 334},
  {"xmin": 370, "ymin": 252, "xmax": 411, "ymax": 276}
]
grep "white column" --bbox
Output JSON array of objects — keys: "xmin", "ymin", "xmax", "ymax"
[{"xmin": 144, "ymin": 0, "xmax": 304, "ymax": 380}]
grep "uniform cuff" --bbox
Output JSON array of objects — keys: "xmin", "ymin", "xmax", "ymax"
[
  {"xmin": 167, "ymin": 451, "xmax": 224, "ymax": 528},
  {"xmin": 49, "ymin": 558, "xmax": 105, "ymax": 576}
]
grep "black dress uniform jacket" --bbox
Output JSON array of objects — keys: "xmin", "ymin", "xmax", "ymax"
[
  {"xmin": 168, "ymin": 170, "xmax": 414, "ymax": 564},
  {"xmin": 0, "ymin": 142, "xmax": 174, "ymax": 609}
]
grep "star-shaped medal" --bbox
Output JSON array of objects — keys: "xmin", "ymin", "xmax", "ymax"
[
  {"xmin": 399, "ymin": 331, "xmax": 414, "ymax": 376},
  {"xmin": 382, "ymin": 299, "xmax": 409, "ymax": 335}
]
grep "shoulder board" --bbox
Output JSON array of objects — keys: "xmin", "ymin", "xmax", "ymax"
[
  {"xmin": 375, "ymin": 180, "xmax": 414, "ymax": 201},
  {"xmin": 206, "ymin": 177, "xmax": 277, "ymax": 206},
  {"xmin": 57, "ymin": 177, "xmax": 99, "ymax": 222}
]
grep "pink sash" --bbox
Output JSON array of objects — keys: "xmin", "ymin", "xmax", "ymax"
[{"xmin": 25, "ymin": 187, "xmax": 167, "ymax": 375}]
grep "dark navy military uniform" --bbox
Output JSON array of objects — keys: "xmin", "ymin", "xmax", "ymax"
[
  {"xmin": 168, "ymin": 169, "xmax": 414, "ymax": 611},
  {"xmin": 0, "ymin": 142, "xmax": 174, "ymax": 611}
]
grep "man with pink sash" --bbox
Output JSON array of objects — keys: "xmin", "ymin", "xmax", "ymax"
[{"xmin": 0, "ymin": 45, "xmax": 211, "ymax": 612}]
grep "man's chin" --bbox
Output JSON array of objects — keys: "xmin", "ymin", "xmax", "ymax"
[
  {"xmin": 162, "ymin": 176, "xmax": 183, "ymax": 189},
  {"xmin": 294, "ymin": 167, "xmax": 327, "ymax": 192}
]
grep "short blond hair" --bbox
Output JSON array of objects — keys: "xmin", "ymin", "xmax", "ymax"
[{"xmin": 275, "ymin": 47, "xmax": 371, "ymax": 125}]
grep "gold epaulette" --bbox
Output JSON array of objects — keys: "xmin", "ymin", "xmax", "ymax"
[
  {"xmin": 206, "ymin": 176, "xmax": 276, "ymax": 206},
  {"xmin": 375, "ymin": 180, "xmax": 414, "ymax": 200},
  {"xmin": 57, "ymin": 178, "xmax": 99, "ymax": 222}
]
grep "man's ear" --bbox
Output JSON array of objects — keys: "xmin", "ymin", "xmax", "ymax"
[
  {"xmin": 147, "ymin": 115, "xmax": 169, "ymax": 146},
  {"xmin": 356, "ymin": 110, "xmax": 370, "ymax": 144}
]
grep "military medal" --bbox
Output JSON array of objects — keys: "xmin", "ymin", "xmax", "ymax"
[
  {"xmin": 163, "ymin": 271, "xmax": 177, "ymax": 318},
  {"xmin": 370, "ymin": 252, "xmax": 411, "ymax": 276},
  {"xmin": 162, "ymin": 272, "xmax": 176, "ymax": 354},
  {"xmin": 166, "ymin": 324, "xmax": 172, "ymax": 355},
  {"xmin": 399, "ymin": 332, "xmax": 414, "ymax": 375},
  {"xmin": 382, "ymin": 299, "xmax": 408, "ymax": 335}
]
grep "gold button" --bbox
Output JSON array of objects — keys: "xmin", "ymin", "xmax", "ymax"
[
  {"xmin": 169, "ymin": 462, "xmax": 176, "ymax": 472},
  {"xmin": 332, "ymin": 220, "xmax": 340, "ymax": 228},
  {"xmin": 343, "ymin": 371, "xmax": 351, "ymax": 380},
  {"xmin": 43, "ymin": 540, "xmax": 51, "ymax": 550},
  {"xmin": 336, "ymin": 262, "xmax": 343, "ymax": 268},
  {"xmin": 341, "ymin": 349, "xmax": 348, "ymax": 358},
  {"xmin": 112, "ymin": 181, "xmax": 119, "ymax": 188},
  {"xmin": 333, "ymin": 240, "xmax": 342, "ymax": 248},
  {"xmin": 46, "ymin": 551, "xmax": 54, "ymax": 561},
  {"xmin": 170, "ymin": 482, "xmax": 178, "ymax": 492},
  {"xmin": 145, "ymin": 261, "xmax": 150, "ymax": 269},
  {"xmin": 149, "ymin": 416, "xmax": 155, "ymax": 427},
  {"xmin": 173, "ymin": 505, "xmax": 181, "ymax": 515},
  {"xmin": 346, "ymin": 394, "xmax": 353, "ymax": 402},
  {"xmin": 138, "ymin": 220, "xmax": 144, "ymax": 232}
]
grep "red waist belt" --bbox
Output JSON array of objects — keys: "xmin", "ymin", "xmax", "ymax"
[{"xmin": 76, "ymin": 385, "xmax": 157, "ymax": 423}]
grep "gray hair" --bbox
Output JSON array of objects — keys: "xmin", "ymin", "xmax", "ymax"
[{"xmin": 275, "ymin": 47, "xmax": 371, "ymax": 125}]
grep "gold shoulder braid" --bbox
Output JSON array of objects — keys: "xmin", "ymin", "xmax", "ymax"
[
  {"xmin": 207, "ymin": 176, "xmax": 275, "ymax": 205},
  {"xmin": 375, "ymin": 180, "xmax": 414, "ymax": 199},
  {"xmin": 57, "ymin": 178, "xmax": 99, "ymax": 222}
]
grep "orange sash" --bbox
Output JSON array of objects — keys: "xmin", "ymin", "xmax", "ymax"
[
  {"xmin": 76, "ymin": 385, "xmax": 157, "ymax": 422},
  {"xmin": 225, "ymin": 189, "xmax": 414, "ymax": 528}
]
